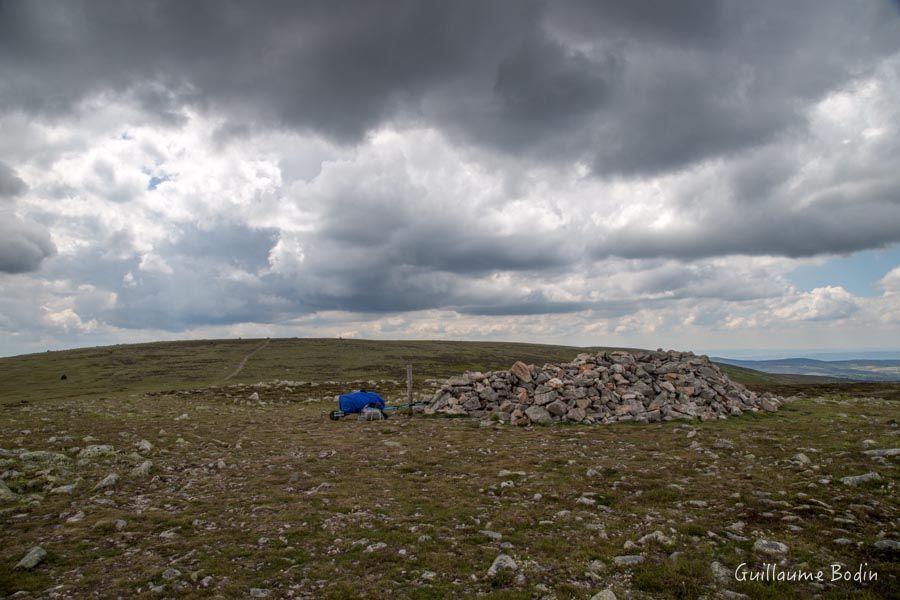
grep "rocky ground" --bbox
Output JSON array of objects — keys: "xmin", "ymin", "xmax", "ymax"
[{"xmin": 1, "ymin": 380, "xmax": 898, "ymax": 599}]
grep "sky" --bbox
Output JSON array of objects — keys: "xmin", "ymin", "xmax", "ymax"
[{"xmin": 1, "ymin": 0, "xmax": 900, "ymax": 358}]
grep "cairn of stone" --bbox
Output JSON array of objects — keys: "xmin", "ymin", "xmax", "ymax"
[{"xmin": 426, "ymin": 349, "xmax": 784, "ymax": 425}]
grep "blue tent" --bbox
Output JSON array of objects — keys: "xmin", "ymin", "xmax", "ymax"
[{"xmin": 338, "ymin": 390, "xmax": 386, "ymax": 414}]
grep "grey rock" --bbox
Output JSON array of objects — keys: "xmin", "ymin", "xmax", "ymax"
[
  {"xmin": 94, "ymin": 473, "xmax": 119, "ymax": 490},
  {"xmin": 710, "ymin": 560, "xmax": 731, "ymax": 584},
  {"xmin": 546, "ymin": 399, "xmax": 568, "ymax": 417},
  {"xmin": 873, "ymin": 539, "xmax": 900, "ymax": 551},
  {"xmin": 15, "ymin": 546, "xmax": 46, "ymax": 570},
  {"xmin": 525, "ymin": 405, "xmax": 553, "ymax": 426},
  {"xmin": 840, "ymin": 472, "xmax": 882, "ymax": 486},
  {"xmin": 590, "ymin": 590, "xmax": 617, "ymax": 600},
  {"xmin": 863, "ymin": 448, "xmax": 899, "ymax": 458},
  {"xmin": 130, "ymin": 460, "xmax": 154, "ymax": 478},
  {"xmin": 79, "ymin": 445, "xmax": 115, "ymax": 459},
  {"xmin": 20, "ymin": 450, "xmax": 70, "ymax": 462},
  {"xmin": 638, "ymin": 530, "xmax": 674, "ymax": 547},
  {"xmin": 753, "ymin": 539, "xmax": 788, "ymax": 556},
  {"xmin": 792, "ymin": 452, "xmax": 811, "ymax": 465},
  {"xmin": 833, "ymin": 537, "xmax": 852, "ymax": 545},
  {"xmin": 612, "ymin": 555, "xmax": 644, "ymax": 566},
  {"xmin": 587, "ymin": 559, "xmax": 606, "ymax": 574},
  {"xmin": 487, "ymin": 553, "xmax": 518, "ymax": 576}
]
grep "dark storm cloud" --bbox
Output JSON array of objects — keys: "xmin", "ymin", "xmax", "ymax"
[
  {"xmin": 0, "ymin": 161, "xmax": 27, "ymax": 199},
  {"xmin": 0, "ymin": 162, "xmax": 56, "ymax": 273},
  {"xmin": 592, "ymin": 168, "xmax": 900, "ymax": 260},
  {"xmin": 59, "ymin": 224, "xmax": 283, "ymax": 330},
  {"xmin": 0, "ymin": 215, "xmax": 56, "ymax": 273},
  {"xmin": 3, "ymin": 0, "xmax": 897, "ymax": 173},
  {"xmin": 2, "ymin": 0, "xmax": 900, "ymax": 336}
]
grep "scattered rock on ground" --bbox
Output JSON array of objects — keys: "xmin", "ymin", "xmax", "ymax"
[
  {"xmin": 863, "ymin": 448, "xmax": 899, "ymax": 458},
  {"xmin": 873, "ymin": 539, "xmax": 899, "ymax": 551},
  {"xmin": 79, "ymin": 445, "xmax": 115, "ymax": 459},
  {"xmin": 613, "ymin": 555, "xmax": 644, "ymax": 566},
  {"xmin": 15, "ymin": 547, "xmax": 47, "ymax": 570},
  {"xmin": 753, "ymin": 539, "xmax": 788, "ymax": 556},
  {"xmin": 94, "ymin": 473, "xmax": 119, "ymax": 490},
  {"xmin": 130, "ymin": 460, "xmax": 153, "ymax": 478},
  {"xmin": 840, "ymin": 472, "xmax": 882, "ymax": 486},
  {"xmin": 710, "ymin": 560, "xmax": 731, "ymax": 584},
  {"xmin": 638, "ymin": 530, "xmax": 674, "ymax": 547},
  {"xmin": 487, "ymin": 553, "xmax": 518, "ymax": 576}
]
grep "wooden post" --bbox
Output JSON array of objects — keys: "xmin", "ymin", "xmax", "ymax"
[{"xmin": 406, "ymin": 364, "xmax": 413, "ymax": 416}]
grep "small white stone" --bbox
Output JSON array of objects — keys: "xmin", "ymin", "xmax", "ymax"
[{"xmin": 753, "ymin": 538, "xmax": 788, "ymax": 556}]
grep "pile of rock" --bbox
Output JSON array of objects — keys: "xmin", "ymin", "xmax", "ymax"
[{"xmin": 426, "ymin": 349, "xmax": 784, "ymax": 426}]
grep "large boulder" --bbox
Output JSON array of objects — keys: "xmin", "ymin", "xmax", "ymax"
[
  {"xmin": 525, "ymin": 405, "xmax": 553, "ymax": 426},
  {"xmin": 509, "ymin": 361, "xmax": 533, "ymax": 383}
]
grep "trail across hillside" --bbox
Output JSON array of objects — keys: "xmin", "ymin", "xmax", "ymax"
[{"xmin": 222, "ymin": 338, "xmax": 270, "ymax": 381}]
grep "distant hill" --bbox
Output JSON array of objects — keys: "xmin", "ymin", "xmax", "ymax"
[
  {"xmin": 713, "ymin": 356, "xmax": 900, "ymax": 382},
  {"xmin": 0, "ymin": 337, "xmax": 812, "ymax": 405}
]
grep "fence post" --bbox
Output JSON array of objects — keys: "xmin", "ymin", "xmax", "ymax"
[{"xmin": 406, "ymin": 364, "xmax": 413, "ymax": 416}]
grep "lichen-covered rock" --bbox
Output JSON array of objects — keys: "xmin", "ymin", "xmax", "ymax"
[
  {"xmin": 16, "ymin": 547, "xmax": 46, "ymax": 570},
  {"xmin": 840, "ymin": 471, "xmax": 882, "ymax": 486},
  {"xmin": 509, "ymin": 361, "xmax": 533, "ymax": 383},
  {"xmin": 487, "ymin": 553, "xmax": 518, "ymax": 576},
  {"xmin": 79, "ymin": 444, "xmax": 115, "ymax": 459},
  {"xmin": 426, "ymin": 349, "xmax": 784, "ymax": 426},
  {"xmin": 753, "ymin": 538, "xmax": 788, "ymax": 556}
]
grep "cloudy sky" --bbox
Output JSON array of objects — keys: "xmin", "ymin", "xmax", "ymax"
[{"xmin": 2, "ymin": 0, "xmax": 900, "ymax": 357}]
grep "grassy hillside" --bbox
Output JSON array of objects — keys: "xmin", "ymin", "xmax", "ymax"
[
  {"xmin": 0, "ymin": 339, "xmax": 256, "ymax": 405},
  {"xmin": 0, "ymin": 337, "xmax": 822, "ymax": 406},
  {"xmin": 715, "ymin": 357, "xmax": 900, "ymax": 382},
  {"xmin": 715, "ymin": 363, "xmax": 843, "ymax": 385}
]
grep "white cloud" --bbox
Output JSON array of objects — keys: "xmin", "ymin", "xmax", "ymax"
[
  {"xmin": 1, "ymin": 49, "xmax": 899, "ymax": 355},
  {"xmin": 772, "ymin": 286, "xmax": 860, "ymax": 322}
]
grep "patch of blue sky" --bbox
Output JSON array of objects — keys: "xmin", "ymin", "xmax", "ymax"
[
  {"xmin": 787, "ymin": 244, "xmax": 900, "ymax": 297},
  {"xmin": 147, "ymin": 174, "xmax": 171, "ymax": 190}
]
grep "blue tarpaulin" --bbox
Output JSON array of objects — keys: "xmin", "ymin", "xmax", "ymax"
[{"xmin": 338, "ymin": 391, "xmax": 385, "ymax": 414}]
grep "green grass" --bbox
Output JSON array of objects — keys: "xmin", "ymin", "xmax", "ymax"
[{"xmin": 632, "ymin": 555, "xmax": 713, "ymax": 599}]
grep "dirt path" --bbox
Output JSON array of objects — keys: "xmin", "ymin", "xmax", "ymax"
[{"xmin": 222, "ymin": 338, "xmax": 270, "ymax": 381}]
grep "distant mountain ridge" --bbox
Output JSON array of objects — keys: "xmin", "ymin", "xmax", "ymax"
[{"xmin": 713, "ymin": 357, "xmax": 900, "ymax": 382}]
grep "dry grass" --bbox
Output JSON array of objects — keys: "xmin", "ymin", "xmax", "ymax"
[{"xmin": 0, "ymin": 340, "xmax": 897, "ymax": 598}]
